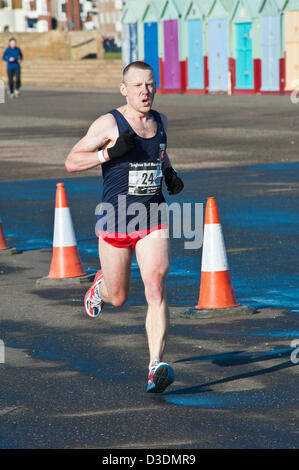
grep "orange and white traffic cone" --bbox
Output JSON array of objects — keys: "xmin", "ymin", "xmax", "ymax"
[
  {"xmin": 195, "ymin": 197, "xmax": 239, "ymax": 309},
  {"xmin": 0, "ymin": 216, "xmax": 9, "ymax": 251},
  {"xmin": 47, "ymin": 182, "xmax": 86, "ymax": 279},
  {"xmin": 0, "ymin": 216, "xmax": 17, "ymax": 254},
  {"xmin": 36, "ymin": 183, "xmax": 94, "ymax": 286}
]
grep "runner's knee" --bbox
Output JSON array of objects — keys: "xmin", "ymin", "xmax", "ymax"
[
  {"xmin": 144, "ymin": 276, "xmax": 166, "ymax": 305},
  {"xmin": 110, "ymin": 291, "xmax": 128, "ymax": 307}
]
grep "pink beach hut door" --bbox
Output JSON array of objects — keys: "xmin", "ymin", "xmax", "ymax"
[{"xmin": 163, "ymin": 19, "xmax": 181, "ymax": 90}]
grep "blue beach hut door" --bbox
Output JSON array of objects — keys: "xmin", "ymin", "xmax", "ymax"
[
  {"xmin": 235, "ymin": 22, "xmax": 254, "ymax": 89},
  {"xmin": 187, "ymin": 19, "xmax": 204, "ymax": 90},
  {"xmin": 122, "ymin": 23, "xmax": 130, "ymax": 67},
  {"xmin": 208, "ymin": 19, "xmax": 228, "ymax": 92},
  {"xmin": 261, "ymin": 15, "xmax": 280, "ymax": 91},
  {"xmin": 144, "ymin": 22, "xmax": 160, "ymax": 89},
  {"xmin": 129, "ymin": 23, "xmax": 138, "ymax": 62}
]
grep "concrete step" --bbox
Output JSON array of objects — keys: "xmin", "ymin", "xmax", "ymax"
[
  {"xmin": 20, "ymin": 59, "xmax": 122, "ymax": 88},
  {"xmin": 23, "ymin": 70, "xmax": 121, "ymax": 77},
  {"xmin": 22, "ymin": 77, "xmax": 119, "ymax": 84},
  {"xmin": 25, "ymin": 59, "xmax": 122, "ymax": 67},
  {"xmin": 24, "ymin": 68, "xmax": 121, "ymax": 74},
  {"xmin": 21, "ymin": 76, "xmax": 121, "ymax": 87},
  {"xmin": 23, "ymin": 65, "xmax": 122, "ymax": 73},
  {"xmin": 22, "ymin": 77, "xmax": 120, "ymax": 84},
  {"xmin": 22, "ymin": 73, "xmax": 120, "ymax": 82},
  {"xmin": 25, "ymin": 63, "xmax": 121, "ymax": 69}
]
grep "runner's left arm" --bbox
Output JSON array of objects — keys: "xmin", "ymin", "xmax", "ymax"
[{"xmin": 160, "ymin": 113, "xmax": 184, "ymax": 195}]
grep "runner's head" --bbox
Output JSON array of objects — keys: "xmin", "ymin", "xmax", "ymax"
[{"xmin": 120, "ymin": 61, "xmax": 156, "ymax": 114}]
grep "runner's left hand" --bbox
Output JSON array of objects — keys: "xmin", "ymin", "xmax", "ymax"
[{"xmin": 164, "ymin": 167, "xmax": 184, "ymax": 195}]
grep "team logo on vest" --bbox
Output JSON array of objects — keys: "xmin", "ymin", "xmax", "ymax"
[{"xmin": 159, "ymin": 143, "xmax": 166, "ymax": 161}]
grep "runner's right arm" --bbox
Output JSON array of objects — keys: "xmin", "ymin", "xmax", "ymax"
[
  {"xmin": 65, "ymin": 114, "xmax": 114, "ymax": 172},
  {"xmin": 65, "ymin": 114, "xmax": 134, "ymax": 173}
]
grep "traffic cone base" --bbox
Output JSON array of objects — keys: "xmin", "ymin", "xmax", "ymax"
[
  {"xmin": 196, "ymin": 271, "xmax": 239, "ymax": 309},
  {"xmin": 48, "ymin": 246, "xmax": 85, "ymax": 279}
]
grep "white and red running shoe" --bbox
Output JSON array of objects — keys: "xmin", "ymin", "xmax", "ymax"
[
  {"xmin": 84, "ymin": 269, "xmax": 105, "ymax": 318},
  {"xmin": 146, "ymin": 360, "xmax": 174, "ymax": 393}
]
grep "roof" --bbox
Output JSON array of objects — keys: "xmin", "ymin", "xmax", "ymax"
[
  {"xmin": 183, "ymin": 0, "xmax": 205, "ymax": 19},
  {"xmin": 233, "ymin": 0, "xmax": 264, "ymax": 21},
  {"xmin": 208, "ymin": 0, "xmax": 238, "ymax": 18},
  {"xmin": 142, "ymin": 0, "xmax": 167, "ymax": 21},
  {"xmin": 121, "ymin": 0, "xmax": 149, "ymax": 23}
]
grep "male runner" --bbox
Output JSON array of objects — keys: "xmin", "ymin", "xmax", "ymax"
[{"xmin": 65, "ymin": 61, "xmax": 184, "ymax": 393}]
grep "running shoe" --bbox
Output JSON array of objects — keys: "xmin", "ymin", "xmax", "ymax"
[
  {"xmin": 84, "ymin": 269, "xmax": 105, "ymax": 318},
  {"xmin": 146, "ymin": 360, "xmax": 174, "ymax": 393}
]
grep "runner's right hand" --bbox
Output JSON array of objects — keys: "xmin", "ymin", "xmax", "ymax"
[{"xmin": 107, "ymin": 129, "xmax": 135, "ymax": 160}]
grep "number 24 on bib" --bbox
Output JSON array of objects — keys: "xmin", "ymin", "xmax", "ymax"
[{"xmin": 128, "ymin": 161, "xmax": 163, "ymax": 196}]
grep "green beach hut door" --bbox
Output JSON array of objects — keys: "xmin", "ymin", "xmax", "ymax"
[{"xmin": 235, "ymin": 22, "xmax": 254, "ymax": 89}]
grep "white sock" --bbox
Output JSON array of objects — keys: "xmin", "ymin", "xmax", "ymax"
[{"xmin": 149, "ymin": 359, "xmax": 160, "ymax": 370}]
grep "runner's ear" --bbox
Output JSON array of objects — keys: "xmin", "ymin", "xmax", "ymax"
[{"xmin": 120, "ymin": 82, "xmax": 128, "ymax": 98}]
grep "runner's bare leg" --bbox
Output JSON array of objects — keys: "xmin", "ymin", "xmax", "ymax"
[
  {"xmin": 135, "ymin": 229, "xmax": 170, "ymax": 363},
  {"xmin": 98, "ymin": 236, "xmax": 133, "ymax": 307}
]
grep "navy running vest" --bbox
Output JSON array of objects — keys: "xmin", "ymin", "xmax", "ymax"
[{"xmin": 98, "ymin": 108, "xmax": 168, "ymax": 234}]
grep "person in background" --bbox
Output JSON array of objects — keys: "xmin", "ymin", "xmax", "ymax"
[{"xmin": 2, "ymin": 37, "xmax": 23, "ymax": 99}]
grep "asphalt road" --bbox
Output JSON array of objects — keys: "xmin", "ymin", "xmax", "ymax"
[
  {"xmin": 0, "ymin": 88, "xmax": 298, "ymax": 451},
  {"xmin": 1, "ymin": 86, "xmax": 299, "ymax": 180}
]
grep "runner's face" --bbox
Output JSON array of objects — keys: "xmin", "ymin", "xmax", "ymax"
[{"xmin": 122, "ymin": 68, "xmax": 156, "ymax": 113}]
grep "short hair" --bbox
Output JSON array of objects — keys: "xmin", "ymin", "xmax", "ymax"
[
  {"xmin": 122, "ymin": 61, "xmax": 154, "ymax": 83},
  {"xmin": 9, "ymin": 37, "xmax": 16, "ymax": 42}
]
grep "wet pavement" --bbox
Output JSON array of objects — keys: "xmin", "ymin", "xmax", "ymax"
[
  {"xmin": 0, "ymin": 164, "xmax": 298, "ymax": 449},
  {"xmin": 1, "ymin": 162, "xmax": 298, "ymax": 311},
  {"xmin": 0, "ymin": 90, "xmax": 298, "ymax": 450}
]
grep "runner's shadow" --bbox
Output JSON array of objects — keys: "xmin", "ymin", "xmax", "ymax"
[
  {"xmin": 174, "ymin": 347, "xmax": 293, "ymax": 367},
  {"xmin": 164, "ymin": 359, "xmax": 297, "ymax": 396}
]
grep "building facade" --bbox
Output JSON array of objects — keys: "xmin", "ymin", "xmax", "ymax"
[
  {"xmin": 0, "ymin": 0, "xmax": 53, "ymax": 31},
  {"xmin": 0, "ymin": 0, "xmax": 103, "ymax": 32},
  {"xmin": 98, "ymin": 0, "xmax": 125, "ymax": 50}
]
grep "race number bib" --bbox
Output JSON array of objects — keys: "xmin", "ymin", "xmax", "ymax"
[{"xmin": 128, "ymin": 161, "xmax": 163, "ymax": 196}]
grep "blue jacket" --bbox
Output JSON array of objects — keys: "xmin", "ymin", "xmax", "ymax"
[{"xmin": 2, "ymin": 46, "xmax": 23, "ymax": 70}]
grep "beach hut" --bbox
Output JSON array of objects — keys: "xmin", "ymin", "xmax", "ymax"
[
  {"xmin": 142, "ymin": 0, "xmax": 167, "ymax": 90},
  {"xmin": 183, "ymin": 0, "xmax": 206, "ymax": 93},
  {"xmin": 232, "ymin": 0, "xmax": 264, "ymax": 94},
  {"xmin": 207, "ymin": 0, "xmax": 237, "ymax": 93},
  {"xmin": 121, "ymin": 0, "xmax": 148, "ymax": 68},
  {"xmin": 260, "ymin": 0, "xmax": 284, "ymax": 93},
  {"xmin": 160, "ymin": 0, "xmax": 184, "ymax": 93},
  {"xmin": 197, "ymin": 0, "xmax": 216, "ymax": 92},
  {"xmin": 284, "ymin": 0, "xmax": 299, "ymax": 92}
]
